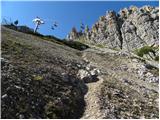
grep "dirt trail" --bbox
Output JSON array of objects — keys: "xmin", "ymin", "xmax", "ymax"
[
  {"xmin": 81, "ymin": 76, "xmax": 104, "ymax": 119},
  {"xmin": 80, "ymin": 51, "xmax": 105, "ymax": 119}
]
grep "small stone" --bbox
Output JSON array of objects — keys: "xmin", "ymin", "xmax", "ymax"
[
  {"xmin": 19, "ymin": 114, "xmax": 24, "ymax": 119},
  {"xmin": 2, "ymin": 94, "xmax": 8, "ymax": 99},
  {"xmin": 62, "ymin": 73, "xmax": 69, "ymax": 82}
]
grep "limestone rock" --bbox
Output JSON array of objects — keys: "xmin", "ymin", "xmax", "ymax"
[
  {"xmin": 67, "ymin": 5, "xmax": 159, "ymax": 56},
  {"xmin": 77, "ymin": 65, "xmax": 101, "ymax": 83}
]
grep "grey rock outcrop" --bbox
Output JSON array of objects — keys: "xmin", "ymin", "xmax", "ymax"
[
  {"xmin": 89, "ymin": 11, "xmax": 123, "ymax": 50},
  {"xmin": 67, "ymin": 27, "xmax": 82, "ymax": 40},
  {"xmin": 77, "ymin": 64, "xmax": 101, "ymax": 83},
  {"xmin": 121, "ymin": 6, "xmax": 159, "ymax": 52},
  {"xmin": 67, "ymin": 5, "xmax": 159, "ymax": 53}
]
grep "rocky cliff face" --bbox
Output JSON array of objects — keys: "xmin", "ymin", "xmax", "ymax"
[
  {"xmin": 67, "ymin": 5, "xmax": 159, "ymax": 53},
  {"xmin": 120, "ymin": 6, "xmax": 159, "ymax": 51}
]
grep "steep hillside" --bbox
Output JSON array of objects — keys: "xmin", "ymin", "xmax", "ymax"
[
  {"xmin": 1, "ymin": 26, "xmax": 88, "ymax": 118},
  {"xmin": 1, "ymin": 13, "xmax": 159, "ymax": 119}
]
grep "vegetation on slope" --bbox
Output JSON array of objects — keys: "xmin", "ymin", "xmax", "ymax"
[{"xmin": 135, "ymin": 46, "xmax": 159, "ymax": 61}]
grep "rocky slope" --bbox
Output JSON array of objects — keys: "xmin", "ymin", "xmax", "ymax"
[
  {"xmin": 67, "ymin": 5, "xmax": 159, "ymax": 61},
  {"xmin": 1, "ymin": 25, "xmax": 159, "ymax": 119},
  {"xmin": 1, "ymin": 26, "xmax": 88, "ymax": 119},
  {"xmin": 81, "ymin": 47, "xmax": 159, "ymax": 119}
]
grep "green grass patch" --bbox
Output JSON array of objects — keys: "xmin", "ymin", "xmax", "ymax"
[
  {"xmin": 110, "ymin": 47, "xmax": 120, "ymax": 51},
  {"xmin": 33, "ymin": 75, "xmax": 43, "ymax": 81},
  {"xmin": 135, "ymin": 46, "xmax": 157, "ymax": 57},
  {"xmin": 95, "ymin": 44, "xmax": 106, "ymax": 48},
  {"xmin": 63, "ymin": 40, "xmax": 89, "ymax": 50},
  {"xmin": 77, "ymin": 36, "xmax": 87, "ymax": 44}
]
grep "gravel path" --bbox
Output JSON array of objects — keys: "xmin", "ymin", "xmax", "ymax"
[{"xmin": 81, "ymin": 76, "xmax": 104, "ymax": 119}]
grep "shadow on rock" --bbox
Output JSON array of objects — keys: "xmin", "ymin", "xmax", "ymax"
[{"xmin": 83, "ymin": 75, "xmax": 100, "ymax": 83}]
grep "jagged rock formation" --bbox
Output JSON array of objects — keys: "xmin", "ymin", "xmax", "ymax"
[
  {"xmin": 88, "ymin": 10, "xmax": 123, "ymax": 50},
  {"xmin": 120, "ymin": 6, "xmax": 159, "ymax": 52},
  {"xmin": 67, "ymin": 5, "xmax": 159, "ymax": 54},
  {"xmin": 67, "ymin": 27, "xmax": 81, "ymax": 40}
]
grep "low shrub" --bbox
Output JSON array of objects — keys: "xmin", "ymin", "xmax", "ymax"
[
  {"xmin": 154, "ymin": 56, "xmax": 159, "ymax": 61},
  {"xmin": 63, "ymin": 40, "xmax": 89, "ymax": 50},
  {"xmin": 135, "ymin": 46, "xmax": 156, "ymax": 57}
]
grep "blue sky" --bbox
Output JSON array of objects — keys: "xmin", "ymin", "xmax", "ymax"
[{"xmin": 1, "ymin": 1, "xmax": 159, "ymax": 39}]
